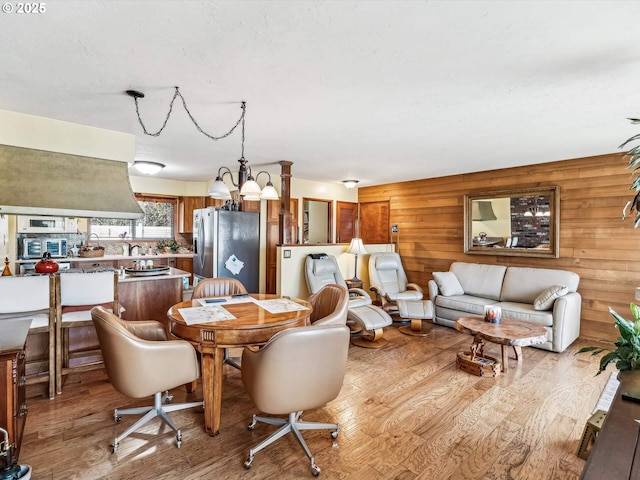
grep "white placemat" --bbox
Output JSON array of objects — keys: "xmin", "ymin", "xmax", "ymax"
[{"xmin": 178, "ymin": 305, "xmax": 236, "ymax": 325}]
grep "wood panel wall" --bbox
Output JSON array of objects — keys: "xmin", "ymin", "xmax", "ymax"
[{"xmin": 358, "ymin": 153, "xmax": 640, "ymax": 342}]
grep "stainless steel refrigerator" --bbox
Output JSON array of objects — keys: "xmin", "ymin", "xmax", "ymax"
[{"xmin": 193, "ymin": 208, "xmax": 260, "ymax": 292}]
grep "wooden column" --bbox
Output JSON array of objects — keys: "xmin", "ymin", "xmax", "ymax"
[{"xmin": 278, "ymin": 161, "xmax": 293, "ymax": 245}]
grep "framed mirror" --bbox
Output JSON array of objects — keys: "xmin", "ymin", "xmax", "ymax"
[
  {"xmin": 303, "ymin": 198, "xmax": 333, "ymax": 244},
  {"xmin": 464, "ymin": 186, "xmax": 559, "ymax": 258}
]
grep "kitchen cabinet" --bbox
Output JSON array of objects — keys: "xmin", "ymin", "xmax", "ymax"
[
  {"xmin": 175, "ymin": 257, "xmax": 193, "ymax": 284},
  {"xmin": 178, "ymin": 197, "xmax": 228, "ymax": 233},
  {"xmin": 178, "ymin": 196, "xmax": 205, "ymax": 234},
  {"xmin": 0, "ymin": 319, "xmax": 29, "ymax": 468}
]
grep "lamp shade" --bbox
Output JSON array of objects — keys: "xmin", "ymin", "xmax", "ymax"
[
  {"xmin": 240, "ymin": 178, "xmax": 262, "ymax": 197},
  {"xmin": 133, "ymin": 161, "xmax": 165, "ymax": 175},
  {"xmin": 260, "ymin": 182, "xmax": 280, "ymax": 200},
  {"xmin": 346, "ymin": 238, "xmax": 367, "ymax": 255},
  {"xmin": 472, "ymin": 201, "xmax": 497, "ymax": 221},
  {"xmin": 208, "ymin": 178, "xmax": 232, "ymax": 199}
]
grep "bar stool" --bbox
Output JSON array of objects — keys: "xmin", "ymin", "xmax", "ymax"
[
  {"xmin": 55, "ymin": 270, "xmax": 121, "ymax": 394},
  {"xmin": 0, "ymin": 275, "xmax": 56, "ymax": 399}
]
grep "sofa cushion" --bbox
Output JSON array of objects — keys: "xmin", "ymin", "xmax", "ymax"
[
  {"xmin": 432, "ymin": 272, "xmax": 464, "ymax": 296},
  {"xmin": 497, "ymin": 302, "xmax": 554, "ymax": 327},
  {"xmin": 435, "ymin": 294, "xmax": 489, "ymax": 316},
  {"xmin": 533, "ymin": 285, "xmax": 569, "ymax": 310},
  {"xmin": 500, "ymin": 267, "xmax": 579, "ymax": 304},
  {"xmin": 450, "ymin": 262, "xmax": 507, "ymax": 301}
]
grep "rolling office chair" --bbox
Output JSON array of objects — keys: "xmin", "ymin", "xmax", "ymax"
[
  {"xmin": 306, "ymin": 283, "xmax": 349, "ymax": 326},
  {"xmin": 241, "ymin": 323, "xmax": 350, "ymax": 477},
  {"xmin": 192, "ymin": 277, "xmax": 248, "ymax": 369},
  {"xmin": 0, "ymin": 275, "xmax": 56, "ymax": 399},
  {"xmin": 305, "ymin": 255, "xmax": 392, "ymax": 347},
  {"xmin": 91, "ymin": 306, "xmax": 203, "ymax": 452}
]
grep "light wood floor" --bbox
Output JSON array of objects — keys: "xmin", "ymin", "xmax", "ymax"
[{"xmin": 20, "ymin": 324, "xmax": 608, "ymax": 480}]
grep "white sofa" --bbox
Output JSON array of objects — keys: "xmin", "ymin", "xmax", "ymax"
[{"xmin": 427, "ymin": 262, "xmax": 581, "ymax": 353}]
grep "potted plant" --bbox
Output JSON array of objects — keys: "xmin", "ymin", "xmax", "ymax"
[
  {"xmin": 157, "ymin": 239, "xmax": 179, "ymax": 253},
  {"xmin": 620, "ymin": 118, "xmax": 640, "ymax": 227},
  {"xmin": 577, "ymin": 304, "xmax": 640, "ymax": 376}
]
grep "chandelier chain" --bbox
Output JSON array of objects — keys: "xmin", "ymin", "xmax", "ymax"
[{"xmin": 131, "ymin": 86, "xmax": 245, "ymax": 141}]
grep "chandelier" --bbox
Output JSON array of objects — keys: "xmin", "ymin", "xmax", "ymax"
[{"xmin": 125, "ymin": 87, "xmax": 278, "ymax": 200}]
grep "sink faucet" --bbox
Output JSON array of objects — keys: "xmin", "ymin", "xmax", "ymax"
[{"xmin": 127, "ymin": 243, "xmax": 142, "ymax": 256}]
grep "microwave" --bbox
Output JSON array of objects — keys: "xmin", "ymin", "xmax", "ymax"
[
  {"xmin": 23, "ymin": 238, "xmax": 68, "ymax": 258},
  {"xmin": 17, "ymin": 216, "xmax": 78, "ymax": 233}
]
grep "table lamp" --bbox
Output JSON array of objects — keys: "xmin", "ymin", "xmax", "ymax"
[{"xmin": 346, "ymin": 238, "xmax": 367, "ymax": 282}]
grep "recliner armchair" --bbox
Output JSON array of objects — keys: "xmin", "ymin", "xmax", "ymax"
[
  {"xmin": 368, "ymin": 252, "xmax": 423, "ymax": 317},
  {"xmin": 305, "ymin": 255, "xmax": 392, "ymax": 347},
  {"xmin": 91, "ymin": 306, "xmax": 203, "ymax": 452},
  {"xmin": 241, "ymin": 323, "xmax": 350, "ymax": 477}
]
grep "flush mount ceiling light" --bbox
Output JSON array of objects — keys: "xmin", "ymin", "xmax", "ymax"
[
  {"xmin": 342, "ymin": 180, "xmax": 359, "ymax": 189},
  {"xmin": 133, "ymin": 161, "xmax": 165, "ymax": 176},
  {"xmin": 125, "ymin": 87, "xmax": 278, "ymax": 201}
]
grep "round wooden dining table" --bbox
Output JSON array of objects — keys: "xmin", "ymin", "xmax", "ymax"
[{"xmin": 167, "ymin": 294, "xmax": 311, "ymax": 436}]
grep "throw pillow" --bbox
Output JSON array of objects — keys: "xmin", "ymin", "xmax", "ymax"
[
  {"xmin": 433, "ymin": 271, "xmax": 464, "ymax": 296},
  {"xmin": 534, "ymin": 285, "xmax": 569, "ymax": 310}
]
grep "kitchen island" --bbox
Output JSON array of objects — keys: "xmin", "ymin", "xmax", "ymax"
[
  {"xmin": 20, "ymin": 265, "xmax": 191, "ymax": 398},
  {"xmin": 118, "ymin": 266, "xmax": 191, "ymax": 323}
]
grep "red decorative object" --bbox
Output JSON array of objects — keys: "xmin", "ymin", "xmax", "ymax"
[{"xmin": 34, "ymin": 252, "xmax": 59, "ymax": 274}]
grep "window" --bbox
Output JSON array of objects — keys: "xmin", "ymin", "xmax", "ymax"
[{"xmin": 90, "ymin": 195, "xmax": 176, "ymax": 240}]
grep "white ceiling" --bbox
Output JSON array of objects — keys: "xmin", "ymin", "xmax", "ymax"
[{"xmin": 3, "ymin": 1, "xmax": 640, "ymax": 188}]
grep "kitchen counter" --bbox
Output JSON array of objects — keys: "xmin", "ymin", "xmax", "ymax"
[
  {"xmin": 15, "ymin": 253, "xmax": 194, "ymax": 264},
  {"xmin": 119, "ymin": 267, "xmax": 190, "ymax": 283}
]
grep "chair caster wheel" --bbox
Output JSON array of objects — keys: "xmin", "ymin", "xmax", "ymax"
[
  {"xmin": 331, "ymin": 430, "xmax": 339, "ymax": 439},
  {"xmin": 311, "ymin": 463, "xmax": 321, "ymax": 476},
  {"xmin": 111, "ymin": 442, "xmax": 118, "ymax": 454},
  {"xmin": 244, "ymin": 457, "xmax": 253, "ymax": 470},
  {"xmin": 113, "ymin": 411, "xmax": 121, "ymax": 423},
  {"xmin": 176, "ymin": 431, "xmax": 182, "ymax": 448},
  {"xmin": 248, "ymin": 416, "xmax": 257, "ymax": 430}
]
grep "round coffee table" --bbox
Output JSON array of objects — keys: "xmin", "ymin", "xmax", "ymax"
[{"xmin": 454, "ymin": 316, "xmax": 547, "ymax": 372}]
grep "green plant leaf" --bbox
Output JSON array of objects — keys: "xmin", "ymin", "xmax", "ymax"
[
  {"xmin": 620, "ymin": 133, "xmax": 640, "ymax": 148},
  {"xmin": 575, "ymin": 346, "xmax": 604, "ymax": 355}
]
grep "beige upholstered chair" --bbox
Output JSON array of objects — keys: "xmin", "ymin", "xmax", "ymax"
[
  {"xmin": 305, "ymin": 255, "xmax": 392, "ymax": 348},
  {"xmin": 241, "ymin": 323, "xmax": 350, "ymax": 477},
  {"xmin": 192, "ymin": 277, "xmax": 248, "ymax": 369},
  {"xmin": 192, "ymin": 277, "xmax": 248, "ymax": 298},
  {"xmin": 368, "ymin": 252, "xmax": 423, "ymax": 317},
  {"xmin": 0, "ymin": 275, "xmax": 56, "ymax": 399},
  {"xmin": 91, "ymin": 306, "xmax": 203, "ymax": 452},
  {"xmin": 55, "ymin": 270, "xmax": 121, "ymax": 394},
  {"xmin": 307, "ymin": 284, "xmax": 349, "ymax": 326}
]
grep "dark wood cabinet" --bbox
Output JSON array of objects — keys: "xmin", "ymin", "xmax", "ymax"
[
  {"xmin": 179, "ymin": 196, "xmax": 227, "ymax": 233},
  {"xmin": 176, "ymin": 257, "xmax": 193, "ymax": 283},
  {"xmin": 178, "ymin": 196, "xmax": 205, "ymax": 234},
  {"xmin": 0, "ymin": 319, "xmax": 30, "ymax": 468}
]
